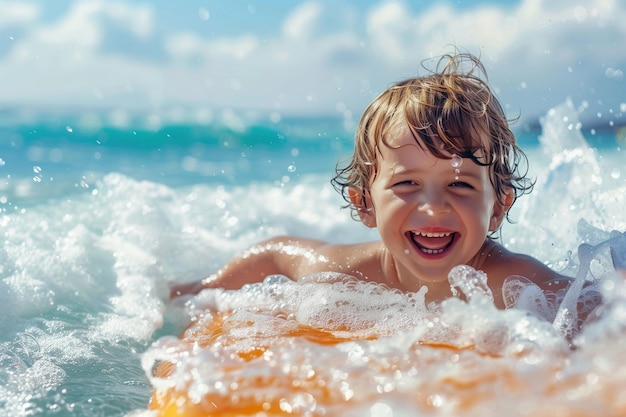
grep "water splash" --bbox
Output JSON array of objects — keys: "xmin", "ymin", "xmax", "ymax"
[
  {"xmin": 510, "ymin": 99, "xmax": 623, "ymax": 264},
  {"xmin": 502, "ymin": 223, "xmax": 625, "ymax": 342},
  {"xmin": 448, "ymin": 265, "xmax": 493, "ymax": 304}
]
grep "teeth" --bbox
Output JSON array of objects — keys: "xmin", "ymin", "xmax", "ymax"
[
  {"xmin": 413, "ymin": 231, "xmax": 452, "ymax": 238},
  {"xmin": 409, "ymin": 231, "xmax": 454, "ymax": 255},
  {"xmin": 421, "ymin": 247, "xmax": 445, "ymax": 254}
]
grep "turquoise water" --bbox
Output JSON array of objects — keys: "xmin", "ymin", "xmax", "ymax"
[
  {"xmin": 0, "ymin": 101, "xmax": 625, "ymax": 416},
  {"xmin": 0, "ymin": 115, "xmax": 353, "ymax": 200}
]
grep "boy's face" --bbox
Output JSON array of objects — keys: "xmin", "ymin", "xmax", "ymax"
[{"xmin": 356, "ymin": 129, "xmax": 507, "ymax": 289}]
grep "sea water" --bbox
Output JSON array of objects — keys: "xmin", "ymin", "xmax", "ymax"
[{"xmin": 0, "ymin": 99, "xmax": 624, "ymax": 417}]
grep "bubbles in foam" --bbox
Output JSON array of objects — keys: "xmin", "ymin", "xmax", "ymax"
[
  {"xmin": 146, "ymin": 268, "xmax": 588, "ymax": 416},
  {"xmin": 448, "ymin": 265, "xmax": 494, "ymax": 304},
  {"xmin": 1, "ymin": 358, "xmax": 67, "ymax": 415},
  {"xmin": 0, "ymin": 331, "xmax": 73, "ymax": 416},
  {"xmin": 3, "ymin": 273, "xmax": 55, "ymax": 317}
]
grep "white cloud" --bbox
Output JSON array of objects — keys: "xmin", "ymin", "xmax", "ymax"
[
  {"xmin": 282, "ymin": 2, "xmax": 323, "ymax": 40},
  {"xmin": 362, "ymin": 0, "xmax": 626, "ymax": 122},
  {"xmin": 0, "ymin": 0, "xmax": 623, "ymax": 127},
  {"xmin": 23, "ymin": 1, "xmax": 153, "ymax": 50},
  {"xmin": 164, "ymin": 32, "xmax": 206, "ymax": 61},
  {"xmin": 366, "ymin": 2, "xmax": 419, "ymax": 61},
  {"xmin": 0, "ymin": 1, "xmax": 158, "ymax": 106},
  {"xmin": 211, "ymin": 35, "xmax": 259, "ymax": 60},
  {"xmin": 0, "ymin": 2, "xmax": 40, "ymax": 28}
]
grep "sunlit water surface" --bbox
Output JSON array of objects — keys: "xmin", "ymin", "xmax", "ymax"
[{"xmin": 0, "ymin": 100, "xmax": 625, "ymax": 417}]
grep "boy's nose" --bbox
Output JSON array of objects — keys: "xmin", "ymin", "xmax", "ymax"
[
  {"xmin": 417, "ymin": 202, "xmax": 437, "ymax": 216},
  {"xmin": 416, "ymin": 192, "xmax": 449, "ymax": 216}
]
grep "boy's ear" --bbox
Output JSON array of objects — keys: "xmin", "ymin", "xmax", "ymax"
[
  {"xmin": 348, "ymin": 187, "xmax": 376, "ymax": 228},
  {"xmin": 489, "ymin": 189, "xmax": 514, "ymax": 231}
]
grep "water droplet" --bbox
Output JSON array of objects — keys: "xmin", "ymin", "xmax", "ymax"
[
  {"xmin": 450, "ymin": 155, "xmax": 463, "ymax": 168},
  {"xmin": 270, "ymin": 112, "xmax": 281, "ymax": 123},
  {"xmin": 198, "ymin": 7, "xmax": 210, "ymax": 21},
  {"xmin": 428, "ymin": 394, "xmax": 444, "ymax": 408},
  {"xmin": 611, "ymin": 168, "xmax": 621, "ymax": 179}
]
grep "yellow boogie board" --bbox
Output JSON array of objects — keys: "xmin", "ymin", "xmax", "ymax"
[
  {"xmin": 146, "ymin": 311, "xmax": 568, "ymax": 417},
  {"xmin": 148, "ymin": 310, "xmax": 381, "ymax": 417},
  {"xmin": 145, "ymin": 275, "xmax": 626, "ymax": 417}
]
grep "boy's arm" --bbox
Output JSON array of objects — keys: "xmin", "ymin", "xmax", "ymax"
[{"xmin": 170, "ymin": 236, "xmax": 328, "ymax": 298}]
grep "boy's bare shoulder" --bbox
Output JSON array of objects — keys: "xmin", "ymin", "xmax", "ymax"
[{"xmin": 480, "ymin": 239, "xmax": 562, "ymax": 287}]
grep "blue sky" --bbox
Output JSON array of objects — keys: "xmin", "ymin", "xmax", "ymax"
[{"xmin": 0, "ymin": 0, "xmax": 624, "ymax": 128}]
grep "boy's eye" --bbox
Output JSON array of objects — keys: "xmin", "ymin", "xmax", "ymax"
[
  {"xmin": 450, "ymin": 181, "xmax": 473, "ymax": 189},
  {"xmin": 393, "ymin": 180, "xmax": 417, "ymax": 187}
]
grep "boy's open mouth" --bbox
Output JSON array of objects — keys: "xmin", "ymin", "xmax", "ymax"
[{"xmin": 407, "ymin": 231, "xmax": 457, "ymax": 255}]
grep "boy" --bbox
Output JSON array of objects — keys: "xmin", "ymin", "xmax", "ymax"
[{"xmin": 172, "ymin": 53, "xmax": 563, "ymax": 309}]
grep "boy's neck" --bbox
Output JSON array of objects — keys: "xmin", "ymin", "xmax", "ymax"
[
  {"xmin": 380, "ymin": 245, "xmax": 453, "ymax": 301},
  {"xmin": 380, "ymin": 238, "xmax": 501, "ymax": 304}
]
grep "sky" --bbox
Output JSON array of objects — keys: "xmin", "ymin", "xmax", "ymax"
[{"xmin": 0, "ymin": 0, "xmax": 624, "ymax": 129}]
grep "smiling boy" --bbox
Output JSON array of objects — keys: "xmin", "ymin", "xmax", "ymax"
[{"xmin": 172, "ymin": 52, "xmax": 563, "ymax": 308}]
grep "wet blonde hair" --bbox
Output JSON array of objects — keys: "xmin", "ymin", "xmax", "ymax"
[{"xmin": 331, "ymin": 52, "xmax": 533, "ymax": 228}]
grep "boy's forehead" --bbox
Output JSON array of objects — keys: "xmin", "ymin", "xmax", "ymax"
[
  {"xmin": 384, "ymin": 126, "xmax": 420, "ymax": 146},
  {"xmin": 383, "ymin": 128, "xmax": 449, "ymax": 155},
  {"xmin": 381, "ymin": 125, "xmax": 488, "ymax": 160}
]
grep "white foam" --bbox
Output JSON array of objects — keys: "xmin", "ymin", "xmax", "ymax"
[{"xmin": 144, "ymin": 267, "xmax": 588, "ymax": 416}]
